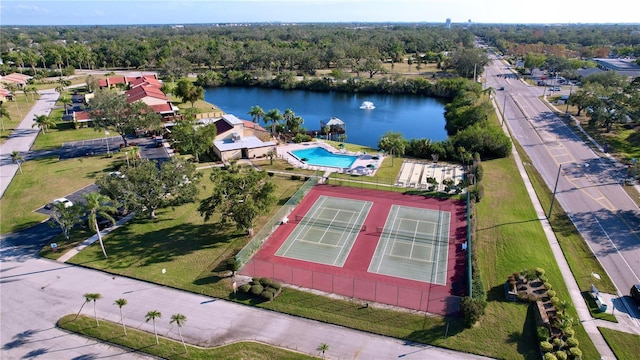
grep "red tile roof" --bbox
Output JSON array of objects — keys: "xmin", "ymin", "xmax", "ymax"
[
  {"xmin": 98, "ymin": 76, "xmax": 128, "ymax": 88},
  {"xmin": 149, "ymin": 103, "xmax": 174, "ymax": 113},
  {"xmin": 129, "ymin": 76, "xmax": 162, "ymax": 88},
  {"xmin": 125, "ymin": 85, "xmax": 167, "ymax": 103},
  {"xmin": 1, "ymin": 73, "xmax": 32, "ymax": 84},
  {"xmin": 242, "ymin": 120, "xmax": 267, "ymax": 132}
]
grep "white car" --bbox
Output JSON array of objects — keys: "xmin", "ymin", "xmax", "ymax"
[{"xmin": 50, "ymin": 197, "xmax": 73, "ymax": 209}]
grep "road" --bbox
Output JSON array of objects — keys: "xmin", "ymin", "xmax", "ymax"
[
  {"xmin": 0, "ymin": 238, "xmax": 492, "ymax": 360},
  {"xmin": 485, "ymin": 57, "xmax": 640, "ymax": 318}
]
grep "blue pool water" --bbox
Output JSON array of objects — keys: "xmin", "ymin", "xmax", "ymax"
[{"xmin": 291, "ymin": 147, "xmax": 357, "ymax": 168}]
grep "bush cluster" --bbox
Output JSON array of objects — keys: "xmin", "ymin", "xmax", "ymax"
[{"xmin": 239, "ymin": 277, "xmax": 282, "ymax": 302}]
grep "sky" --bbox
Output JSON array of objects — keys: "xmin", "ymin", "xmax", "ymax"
[{"xmin": 1, "ymin": 0, "xmax": 639, "ymax": 26}]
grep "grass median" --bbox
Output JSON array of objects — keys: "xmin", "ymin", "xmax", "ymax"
[{"xmin": 58, "ymin": 314, "xmax": 314, "ymax": 360}]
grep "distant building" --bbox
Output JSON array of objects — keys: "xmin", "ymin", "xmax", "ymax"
[
  {"xmin": 445, "ymin": 18, "xmax": 451, "ymax": 29},
  {"xmin": 576, "ymin": 58, "xmax": 640, "ymax": 80}
]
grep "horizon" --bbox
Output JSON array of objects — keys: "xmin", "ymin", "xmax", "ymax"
[{"xmin": 1, "ymin": 0, "xmax": 639, "ymax": 26}]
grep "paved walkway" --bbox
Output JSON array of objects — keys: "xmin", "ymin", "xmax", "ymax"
[{"xmin": 0, "ymin": 89, "xmax": 60, "ymax": 198}]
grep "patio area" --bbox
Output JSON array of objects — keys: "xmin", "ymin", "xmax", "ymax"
[{"xmin": 277, "ymin": 141, "xmax": 384, "ymax": 176}]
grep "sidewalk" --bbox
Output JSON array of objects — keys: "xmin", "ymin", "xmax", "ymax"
[
  {"xmin": 56, "ymin": 213, "xmax": 135, "ymax": 263},
  {"xmin": 0, "ymin": 89, "xmax": 60, "ymax": 198}
]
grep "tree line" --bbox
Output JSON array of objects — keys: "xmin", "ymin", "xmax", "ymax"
[{"xmin": 1, "ymin": 23, "xmax": 477, "ymax": 79}]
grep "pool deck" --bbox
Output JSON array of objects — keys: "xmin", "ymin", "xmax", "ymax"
[{"xmin": 277, "ymin": 141, "xmax": 384, "ymax": 176}]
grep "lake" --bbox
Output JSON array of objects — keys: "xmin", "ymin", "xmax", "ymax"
[{"xmin": 204, "ymin": 87, "xmax": 447, "ymax": 148}]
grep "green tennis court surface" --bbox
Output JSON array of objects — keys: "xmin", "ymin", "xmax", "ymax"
[
  {"xmin": 275, "ymin": 196, "xmax": 372, "ymax": 266},
  {"xmin": 368, "ymin": 205, "xmax": 450, "ymax": 284}
]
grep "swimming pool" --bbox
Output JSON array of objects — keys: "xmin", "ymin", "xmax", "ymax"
[{"xmin": 291, "ymin": 146, "xmax": 357, "ymax": 168}]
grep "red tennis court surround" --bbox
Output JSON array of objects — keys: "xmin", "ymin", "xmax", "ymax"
[{"xmin": 241, "ymin": 184, "xmax": 468, "ymax": 315}]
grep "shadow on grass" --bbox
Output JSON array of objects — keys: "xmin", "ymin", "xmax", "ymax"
[
  {"xmin": 518, "ymin": 304, "xmax": 541, "ymax": 360},
  {"xmin": 404, "ymin": 317, "xmax": 464, "ymax": 343},
  {"xmin": 99, "ymin": 221, "xmax": 246, "ymax": 269}
]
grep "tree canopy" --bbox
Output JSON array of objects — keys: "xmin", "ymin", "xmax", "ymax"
[
  {"xmin": 198, "ymin": 163, "xmax": 276, "ymax": 231},
  {"xmin": 88, "ymin": 90, "xmax": 162, "ymax": 147},
  {"xmin": 97, "ymin": 158, "xmax": 200, "ymax": 219}
]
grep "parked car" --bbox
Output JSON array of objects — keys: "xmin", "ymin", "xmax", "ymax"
[
  {"xmin": 46, "ymin": 197, "xmax": 73, "ymax": 209},
  {"xmin": 549, "ymin": 87, "xmax": 561, "ymax": 91},
  {"xmin": 631, "ymin": 284, "xmax": 640, "ymax": 307}
]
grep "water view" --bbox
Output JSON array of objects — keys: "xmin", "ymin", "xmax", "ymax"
[{"xmin": 204, "ymin": 87, "xmax": 447, "ymax": 148}]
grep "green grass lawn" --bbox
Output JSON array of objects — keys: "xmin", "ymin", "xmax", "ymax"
[
  {"xmin": 0, "ymin": 155, "xmax": 120, "ymax": 234},
  {"xmin": 598, "ymin": 327, "xmax": 640, "ymax": 360},
  {"xmin": 58, "ymin": 315, "xmax": 315, "ymax": 360},
  {"xmin": 1, "ymin": 94, "xmax": 39, "ymax": 143},
  {"xmin": 472, "ymin": 156, "xmax": 599, "ymax": 360}
]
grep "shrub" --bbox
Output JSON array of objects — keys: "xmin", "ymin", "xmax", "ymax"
[
  {"xmin": 260, "ymin": 291, "xmax": 274, "ymax": 301},
  {"xmin": 474, "ymin": 183, "xmax": 484, "ymax": 202},
  {"xmin": 250, "ymin": 284, "xmax": 264, "ymax": 295},
  {"xmin": 543, "ymin": 353, "xmax": 557, "ymax": 360},
  {"xmin": 547, "ymin": 290, "xmax": 557, "ymax": 298},
  {"xmin": 270, "ymin": 281, "xmax": 282, "ymax": 290},
  {"xmin": 563, "ymin": 328, "xmax": 575, "ymax": 338},
  {"xmin": 566, "ymin": 337, "xmax": 579, "ymax": 348},
  {"xmin": 226, "ymin": 258, "xmax": 239, "ymax": 274},
  {"xmin": 475, "ymin": 163, "xmax": 484, "ymax": 182},
  {"xmin": 568, "ymin": 347, "xmax": 582, "ymax": 358},
  {"xmin": 544, "ymin": 282, "xmax": 553, "ymax": 291},
  {"xmin": 259, "ymin": 278, "xmax": 273, "ymax": 287},
  {"xmin": 552, "ymin": 338, "xmax": 564, "ymax": 349},
  {"xmin": 550, "ymin": 296, "xmax": 560, "ymax": 306},
  {"xmin": 537, "ymin": 326, "xmax": 550, "ymax": 341},
  {"xmin": 540, "ymin": 341, "xmax": 554, "ymax": 353},
  {"xmin": 460, "ymin": 297, "xmax": 486, "ymax": 327},
  {"xmin": 239, "ymin": 284, "xmax": 252, "ymax": 293},
  {"xmin": 555, "ymin": 350, "xmax": 567, "ymax": 360}
]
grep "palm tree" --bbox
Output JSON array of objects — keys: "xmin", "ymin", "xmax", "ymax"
[
  {"xmin": 114, "ymin": 298, "xmax": 128, "ymax": 335},
  {"xmin": 75, "ymin": 293, "xmax": 91, "ymax": 320},
  {"xmin": 264, "ymin": 108, "xmax": 283, "ymax": 134},
  {"xmin": 24, "ymin": 85, "xmax": 38, "ymax": 102},
  {"xmin": 82, "ymin": 192, "xmax": 116, "ymax": 259},
  {"xmin": 0, "ymin": 103, "xmax": 10, "ymax": 131},
  {"xmin": 145, "ymin": 310, "xmax": 162, "ymax": 345},
  {"xmin": 248, "ymin": 105, "xmax": 265, "ymax": 124},
  {"xmin": 58, "ymin": 94, "xmax": 72, "ymax": 115},
  {"xmin": 317, "ymin": 343, "xmax": 329, "ymax": 359},
  {"xmin": 170, "ymin": 313, "xmax": 188, "ymax": 353},
  {"xmin": 32, "ymin": 114, "xmax": 56, "ymax": 134},
  {"xmin": 84, "ymin": 293, "xmax": 102, "ymax": 326},
  {"xmin": 10, "ymin": 151, "xmax": 24, "ymax": 174}
]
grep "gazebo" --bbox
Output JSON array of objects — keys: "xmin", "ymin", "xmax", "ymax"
[{"xmin": 320, "ymin": 117, "xmax": 346, "ymax": 141}]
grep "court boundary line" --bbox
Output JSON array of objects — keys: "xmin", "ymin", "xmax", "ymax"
[{"xmin": 276, "ymin": 195, "xmax": 372, "ymax": 267}]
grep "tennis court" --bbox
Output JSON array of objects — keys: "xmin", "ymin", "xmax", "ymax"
[
  {"xmin": 368, "ymin": 205, "xmax": 450, "ymax": 285},
  {"xmin": 244, "ymin": 185, "xmax": 467, "ymax": 315},
  {"xmin": 275, "ymin": 195, "xmax": 372, "ymax": 266}
]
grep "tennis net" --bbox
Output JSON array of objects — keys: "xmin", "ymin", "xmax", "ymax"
[
  {"xmin": 376, "ymin": 226, "xmax": 442, "ymax": 244},
  {"xmin": 295, "ymin": 214, "xmax": 366, "ymax": 232}
]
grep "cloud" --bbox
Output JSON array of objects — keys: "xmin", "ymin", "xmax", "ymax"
[{"xmin": 16, "ymin": 4, "xmax": 48, "ymax": 13}]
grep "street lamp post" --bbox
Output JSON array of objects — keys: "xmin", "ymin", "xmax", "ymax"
[
  {"xmin": 565, "ymin": 83, "xmax": 574, "ymax": 114},
  {"xmin": 105, "ymin": 130, "xmax": 111, "ymax": 155}
]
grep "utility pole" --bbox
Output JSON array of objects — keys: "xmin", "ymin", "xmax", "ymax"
[{"xmin": 548, "ymin": 164, "xmax": 562, "ymax": 219}]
